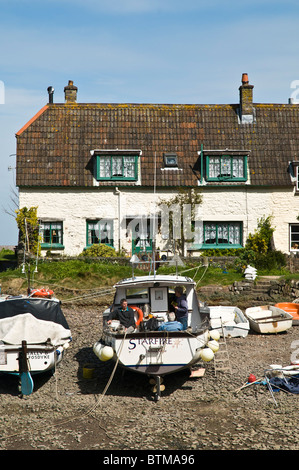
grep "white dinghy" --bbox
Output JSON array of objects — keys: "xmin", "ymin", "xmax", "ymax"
[
  {"xmin": 209, "ymin": 305, "xmax": 250, "ymax": 338},
  {"xmin": 245, "ymin": 305, "xmax": 293, "ymax": 334}
]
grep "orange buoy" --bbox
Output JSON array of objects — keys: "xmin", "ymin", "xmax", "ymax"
[
  {"xmin": 248, "ymin": 373, "xmax": 256, "ymax": 383},
  {"xmin": 130, "ymin": 306, "xmax": 143, "ymax": 326}
]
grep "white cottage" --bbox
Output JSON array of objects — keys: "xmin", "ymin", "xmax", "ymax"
[{"xmin": 15, "ymin": 75, "xmax": 299, "ymax": 257}]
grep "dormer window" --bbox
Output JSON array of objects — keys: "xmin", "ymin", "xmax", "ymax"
[
  {"xmin": 92, "ymin": 149, "xmax": 141, "ymax": 181},
  {"xmin": 199, "ymin": 149, "xmax": 249, "ymax": 183},
  {"xmin": 164, "ymin": 153, "xmax": 178, "ymax": 168},
  {"xmin": 206, "ymin": 154, "xmax": 247, "ymax": 181}
]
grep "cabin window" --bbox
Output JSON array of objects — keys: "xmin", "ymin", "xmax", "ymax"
[
  {"xmin": 96, "ymin": 154, "xmax": 138, "ymax": 181},
  {"xmin": 126, "ymin": 287, "xmax": 149, "ymax": 300},
  {"xmin": 40, "ymin": 222, "xmax": 63, "ymax": 249},
  {"xmin": 206, "ymin": 155, "xmax": 247, "ymax": 182},
  {"xmin": 290, "ymin": 224, "xmax": 299, "ymax": 251},
  {"xmin": 86, "ymin": 220, "xmax": 114, "ymax": 247}
]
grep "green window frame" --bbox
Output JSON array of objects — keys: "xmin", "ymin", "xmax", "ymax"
[
  {"xmin": 206, "ymin": 155, "xmax": 247, "ymax": 182},
  {"xmin": 96, "ymin": 155, "xmax": 138, "ymax": 181},
  {"xmin": 40, "ymin": 222, "xmax": 64, "ymax": 249},
  {"xmin": 202, "ymin": 221, "xmax": 243, "ymax": 249},
  {"xmin": 290, "ymin": 224, "xmax": 299, "ymax": 251},
  {"xmin": 86, "ymin": 220, "xmax": 114, "ymax": 248}
]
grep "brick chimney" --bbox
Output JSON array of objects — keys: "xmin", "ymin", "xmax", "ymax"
[
  {"xmin": 239, "ymin": 73, "xmax": 254, "ymax": 123},
  {"xmin": 64, "ymin": 80, "xmax": 77, "ymax": 103}
]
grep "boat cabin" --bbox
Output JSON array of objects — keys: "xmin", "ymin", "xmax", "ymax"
[{"xmin": 103, "ymin": 275, "xmax": 207, "ymax": 332}]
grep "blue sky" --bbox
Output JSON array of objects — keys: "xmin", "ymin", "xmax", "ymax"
[{"xmin": 1, "ymin": 0, "xmax": 299, "ymax": 245}]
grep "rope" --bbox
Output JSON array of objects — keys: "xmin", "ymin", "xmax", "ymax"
[
  {"xmin": 62, "ymin": 288, "xmax": 115, "ymax": 303},
  {"xmin": 1, "ymin": 331, "xmax": 127, "ymax": 442}
]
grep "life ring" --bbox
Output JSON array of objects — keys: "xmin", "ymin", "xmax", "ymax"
[
  {"xmin": 130, "ymin": 306, "xmax": 143, "ymax": 326},
  {"xmin": 31, "ymin": 288, "xmax": 54, "ymax": 298}
]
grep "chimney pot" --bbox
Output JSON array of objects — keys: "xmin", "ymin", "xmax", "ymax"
[
  {"xmin": 242, "ymin": 73, "xmax": 249, "ymax": 84},
  {"xmin": 47, "ymin": 86, "xmax": 54, "ymax": 104},
  {"xmin": 64, "ymin": 80, "xmax": 78, "ymax": 103}
]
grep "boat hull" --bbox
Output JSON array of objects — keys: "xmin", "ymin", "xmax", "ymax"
[
  {"xmin": 0, "ymin": 343, "xmax": 66, "ymax": 375},
  {"xmin": 275, "ymin": 303, "xmax": 299, "ymax": 325},
  {"xmin": 245, "ymin": 305, "xmax": 293, "ymax": 334},
  {"xmin": 209, "ymin": 306, "xmax": 249, "ymax": 338},
  {"xmin": 95, "ymin": 329, "xmax": 209, "ymax": 377}
]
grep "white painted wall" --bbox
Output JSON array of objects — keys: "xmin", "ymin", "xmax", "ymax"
[{"xmin": 18, "ymin": 185, "xmax": 298, "ymax": 256}]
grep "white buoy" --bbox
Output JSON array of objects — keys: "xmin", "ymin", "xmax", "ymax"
[
  {"xmin": 209, "ymin": 330, "xmax": 220, "ymax": 341},
  {"xmin": 200, "ymin": 348, "xmax": 214, "ymax": 362},
  {"xmin": 207, "ymin": 340, "xmax": 219, "ymax": 353}
]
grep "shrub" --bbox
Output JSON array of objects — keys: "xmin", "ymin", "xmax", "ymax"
[
  {"xmin": 234, "ymin": 216, "xmax": 286, "ymax": 272},
  {"xmin": 79, "ymin": 244, "xmax": 117, "ymax": 258}
]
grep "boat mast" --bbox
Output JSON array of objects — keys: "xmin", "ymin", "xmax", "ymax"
[{"xmin": 152, "ymin": 151, "xmax": 157, "ymax": 278}]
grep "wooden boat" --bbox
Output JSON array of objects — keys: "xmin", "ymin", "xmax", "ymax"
[
  {"xmin": 0, "ymin": 294, "xmax": 72, "ymax": 396},
  {"xmin": 245, "ymin": 305, "xmax": 293, "ymax": 334},
  {"xmin": 209, "ymin": 305, "xmax": 250, "ymax": 338},
  {"xmin": 275, "ymin": 303, "xmax": 299, "ymax": 325},
  {"xmin": 93, "ymin": 274, "xmax": 211, "ymax": 401}
]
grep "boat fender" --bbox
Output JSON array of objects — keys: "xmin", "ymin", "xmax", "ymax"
[
  {"xmin": 99, "ymin": 346, "xmax": 114, "ymax": 361},
  {"xmin": 200, "ymin": 348, "xmax": 214, "ymax": 362},
  {"xmin": 130, "ymin": 306, "xmax": 143, "ymax": 326},
  {"xmin": 209, "ymin": 330, "xmax": 220, "ymax": 341},
  {"xmin": 93, "ymin": 342, "xmax": 114, "ymax": 361},
  {"xmin": 207, "ymin": 340, "xmax": 219, "ymax": 353},
  {"xmin": 56, "ymin": 346, "xmax": 64, "ymax": 356}
]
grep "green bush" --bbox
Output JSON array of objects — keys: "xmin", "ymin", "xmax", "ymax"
[
  {"xmin": 79, "ymin": 244, "xmax": 117, "ymax": 258},
  {"xmin": 202, "ymin": 248, "xmax": 245, "ymax": 257}
]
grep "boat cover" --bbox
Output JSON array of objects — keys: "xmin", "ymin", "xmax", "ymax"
[
  {"xmin": 270, "ymin": 375, "xmax": 299, "ymax": 394},
  {"xmin": 0, "ymin": 298, "xmax": 71, "ymax": 346}
]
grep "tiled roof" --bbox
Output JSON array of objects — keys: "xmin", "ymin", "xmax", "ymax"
[{"xmin": 16, "ymin": 100, "xmax": 299, "ymax": 188}]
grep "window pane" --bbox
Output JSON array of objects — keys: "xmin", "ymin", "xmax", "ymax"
[
  {"xmin": 99, "ymin": 220, "xmax": 113, "ymax": 244},
  {"xmin": 221, "ymin": 157, "xmax": 231, "ymax": 177},
  {"xmin": 88, "ymin": 222, "xmax": 99, "ymax": 245},
  {"xmin": 51, "ymin": 225, "xmax": 62, "ymax": 244},
  {"xmin": 232, "ymin": 157, "xmax": 244, "ymax": 178},
  {"xmin": 204, "ymin": 223, "xmax": 217, "ymax": 244},
  {"xmin": 123, "ymin": 156, "xmax": 135, "ymax": 178},
  {"xmin": 291, "ymin": 225, "xmax": 299, "ymax": 249},
  {"xmin": 100, "ymin": 157, "xmax": 111, "ymax": 177},
  {"xmin": 112, "ymin": 156, "xmax": 123, "ymax": 177},
  {"xmin": 229, "ymin": 223, "xmax": 241, "ymax": 244},
  {"xmin": 209, "ymin": 157, "xmax": 220, "ymax": 178},
  {"xmin": 218, "ymin": 224, "xmax": 229, "ymax": 244}
]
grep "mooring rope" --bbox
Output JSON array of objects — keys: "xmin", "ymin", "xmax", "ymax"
[{"xmin": 1, "ymin": 331, "xmax": 127, "ymax": 442}]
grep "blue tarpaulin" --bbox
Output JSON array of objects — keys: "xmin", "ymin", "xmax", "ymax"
[{"xmin": 269, "ymin": 375, "xmax": 299, "ymax": 394}]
